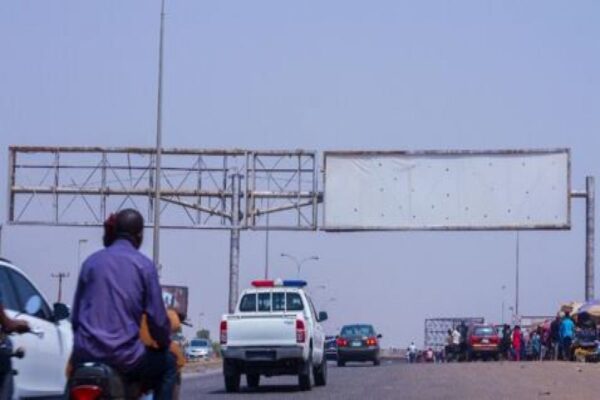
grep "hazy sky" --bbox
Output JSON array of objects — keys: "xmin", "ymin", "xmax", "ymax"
[{"xmin": 1, "ymin": 1, "xmax": 599, "ymax": 347}]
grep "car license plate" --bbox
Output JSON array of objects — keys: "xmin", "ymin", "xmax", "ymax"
[
  {"xmin": 352, "ymin": 341, "xmax": 362, "ymax": 347},
  {"xmin": 481, "ymin": 339, "xmax": 489, "ymax": 344},
  {"xmin": 246, "ymin": 351, "xmax": 276, "ymax": 360}
]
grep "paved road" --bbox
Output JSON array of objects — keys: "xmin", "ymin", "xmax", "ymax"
[{"xmin": 182, "ymin": 360, "xmax": 600, "ymax": 400}]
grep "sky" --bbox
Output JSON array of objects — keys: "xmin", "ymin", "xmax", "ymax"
[{"xmin": 0, "ymin": 0, "xmax": 599, "ymax": 347}]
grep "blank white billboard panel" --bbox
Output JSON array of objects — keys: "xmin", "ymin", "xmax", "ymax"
[{"xmin": 323, "ymin": 150, "xmax": 570, "ymax": 230}]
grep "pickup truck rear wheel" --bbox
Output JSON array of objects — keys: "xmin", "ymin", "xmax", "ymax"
[
  {"xmin": 225, "ymin": 373, "xmax": 241, "ymax": 393},
  {"xmin": 224, "ymin": 360, "xmax": 241, "ymax": 393},
  {"xmin": 313, "ymin": 352, "xmax": 327, "ymax": 386},
  {"xmin": 299, "ymin": 352, "xmax": 313, "ymax": 391},
  {"xmin": 246, "ymin": 374, "xmax": 260, "ymax": 389}
]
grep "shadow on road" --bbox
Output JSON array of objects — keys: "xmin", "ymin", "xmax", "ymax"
[{"xmin": 209, "ymin": 385, "xmax": 301, "ymax": 395}]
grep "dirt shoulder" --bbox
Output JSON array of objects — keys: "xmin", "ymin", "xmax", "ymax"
[{"xmin": 183, "ymin": 358, "xmax": 223, "ymax": 376}]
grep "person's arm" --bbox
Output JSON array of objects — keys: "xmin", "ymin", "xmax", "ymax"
[
  {"xmin": 143, "ymin": 262, "xmax": 171, "ymax": 349},
  {"xmin": 0, "ymin": 304, "xmax": 29, "ymax": 334}
]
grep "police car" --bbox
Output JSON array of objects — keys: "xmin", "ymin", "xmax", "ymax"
[{"xmin": 220, "ymin": 279, "xmax": 329, "ymax": 392}]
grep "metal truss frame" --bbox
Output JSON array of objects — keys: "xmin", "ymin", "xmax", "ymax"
[{"xmin": 7, "ymin": 146, "xmax": 319, "ymax": 231}]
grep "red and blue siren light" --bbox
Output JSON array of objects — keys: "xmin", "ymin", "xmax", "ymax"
[{"xmin": 251, "ymin": 279, "xmax": 307, "ymax": 288}]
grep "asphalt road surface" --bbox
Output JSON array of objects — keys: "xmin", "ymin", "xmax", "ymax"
[{"xmin": 182, "ymin": 360, "xmax": 600, "ymax": 400}]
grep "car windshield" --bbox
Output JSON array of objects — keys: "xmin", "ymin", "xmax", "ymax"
[
  {"xmin": 239, "ymin": 292, "xmax": 304, "ymax": 312},
  {"xmin": 341, "ymin": 325, "xmax": 375, "ymax": 337},
  {"xmin": 473, "ymin": 326, "xmax": 495, "ymax": 336},
  {"xmin": 191, "ymin": 339, "xmax": 209, "ymax": 347}
]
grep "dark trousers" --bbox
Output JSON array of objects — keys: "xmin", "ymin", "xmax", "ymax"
[
  {"xmin": 125, "ymin": 349, "xmax": 177, "ymax": 400},
  {"xmin": 561, "ymin": 337, "xmax": 573, "ymax": 361}
]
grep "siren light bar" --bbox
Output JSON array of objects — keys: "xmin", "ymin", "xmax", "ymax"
[{"xmin": 251, "ymin": 279, "xmax": 307, "ymax": 288}]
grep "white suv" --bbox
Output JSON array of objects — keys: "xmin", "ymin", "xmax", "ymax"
[{"xmin": 0, "ymin": 258, "xmax": 72, "ymax": 399}]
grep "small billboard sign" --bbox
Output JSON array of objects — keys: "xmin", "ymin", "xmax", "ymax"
[{"xmin": 161, "ymin": 285, "xmax": 189, "ymax": 318}]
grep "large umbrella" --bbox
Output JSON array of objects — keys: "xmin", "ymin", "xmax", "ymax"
[
  {"xmin": 561, "ymin": 301, "xmax": 583, "ymax": 316},
  {"xmin": 576, "ymin": 300, "xmax": 600, "ymax": 319}
]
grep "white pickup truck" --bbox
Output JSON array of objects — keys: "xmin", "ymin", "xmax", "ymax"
[{"xmin": 220, "ymin": 279, "xmax": 328, "ymax": 392}]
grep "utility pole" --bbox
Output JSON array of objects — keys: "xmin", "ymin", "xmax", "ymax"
[
  {"xmin": 152, "ymin": 0, "xmax": 166, "ymax": 267},
  {"xmin": 51, "ymin": 272, "xmax": 70, "ymax": 303}
]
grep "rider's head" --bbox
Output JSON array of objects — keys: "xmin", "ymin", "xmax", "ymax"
[{"xmin": 114, "ymin": 208, "xmax": 145, "ymax": 249}]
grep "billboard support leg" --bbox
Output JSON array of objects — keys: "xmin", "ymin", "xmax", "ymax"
[
  {"xmin": 229, "ymin": 173, "xmax": 242, "ymax": 314},
  {"xmin": 586, "ymin": 176, "xmax": 595, "ymax": 301}
]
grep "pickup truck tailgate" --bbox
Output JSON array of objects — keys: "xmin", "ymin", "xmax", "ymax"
[{"xmin": 226, "ymin": 313, "xmax": 299, "ymax": 347}]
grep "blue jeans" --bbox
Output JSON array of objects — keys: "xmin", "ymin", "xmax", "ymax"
[{"xmin": 126, "ymin": 349, "xmax": 177, "ymax": 400}]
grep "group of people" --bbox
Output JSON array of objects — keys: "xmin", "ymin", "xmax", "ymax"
[
  {"xmin": 439, "ymin": 312, "xmax": 597, "ymax": 363},
  {"xmin": 500, "ymin": 311, "xmax": 595, "ymax": 362},
  {"xmin": 444, "ymin": 321, "xmax": 469, "ymax": 361}
]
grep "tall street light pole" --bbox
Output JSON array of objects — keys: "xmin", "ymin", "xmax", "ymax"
[
  {"xmin": 77, "ymin": 239, "xmax": 88, "ymax": 275},
  {"xmin": 515, "ymin": 232, "xmax": 520, "ymax": 321},
  {"xmin": 501, "ymin": 285, "xmax": 506, "ymax": 325},
  {"xmin": 280, "ymin": 253, "xmax": 319, "ymax": 278},
  {"xmin": 153, "ymin": 0, "xmax": 166, "ymax": 268}
]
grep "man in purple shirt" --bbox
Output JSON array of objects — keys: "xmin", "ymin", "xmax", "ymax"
[{"xmin": 71, "ymin": 209, "xmax": 176, "ymax": 399}]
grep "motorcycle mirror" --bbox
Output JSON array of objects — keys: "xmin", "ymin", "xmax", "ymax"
[{"xmin": 24, "ymin": 295, "xmax": 42, "ymax": 316}]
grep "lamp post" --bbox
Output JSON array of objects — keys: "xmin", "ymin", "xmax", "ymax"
[
  {"xmin": 77, "ymin": 239, "xmax": 88, "ymax": 274},
  {"xmin": 152, "ymin": 0, "xmax": 166, "ymax": 267},
  {"xmin": 280, "ymin": 253, "xmax": 319, "ymax": 278},
  {"xmin": 501, "ymin": 285, "xmax": 506, "ymax": 325}
]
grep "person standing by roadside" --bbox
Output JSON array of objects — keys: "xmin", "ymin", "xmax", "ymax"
[
  {"xmin": 457, "ymin": 321, "xmax": 468, "ymax": 361},
  {"xmin": 444, "ymin": 330, "xmax": 453, "ymax": 362},
  {"xmin": 531, "ymin": 329, "xmax": 542, "ymax": 361},
  {"xmin": 501, "ymin": 324, "xmax": 512, "ymax": 360},
  {"xmin": 512, "ymin": 326, "xmax": 522, "ymax": 361},
  {"xmin": 408, "ymin": 342, "xmax": 417, "ymax": 363},
  {"xmin": 550, "ymin": 314, "xmax": 561, "ymax": 360},
  {"xmin": 446, "ymin": 327, "xmax": 461, "ymax": 362},
  {"xmin": 559, "ymin": 312, "xmax": 576, "ymax": 361}
]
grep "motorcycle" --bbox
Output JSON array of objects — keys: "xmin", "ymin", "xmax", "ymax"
[
  {"xmin": 0, "ymin": 333, "xmax": 25, "ymax": 400},
  {"xmin": 68, "ymin": 310, "xmax": 189, "ymax": 400},
  {"xmin": 68, "ymin": 363, "xmax": 145, "ymax": 400}
]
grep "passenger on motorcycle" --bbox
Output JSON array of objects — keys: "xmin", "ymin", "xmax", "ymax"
[
  {"xmin": 0, "ymin": 284, "xmax": 30, "ymax": 398},
  {"xmin": 70, "ymin": 209, "xmax": 177, "ymax": 400}
]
